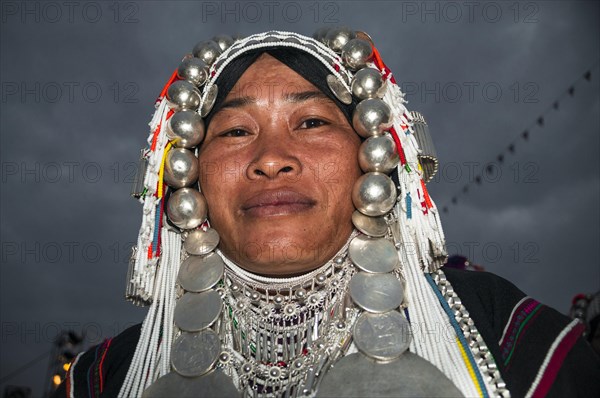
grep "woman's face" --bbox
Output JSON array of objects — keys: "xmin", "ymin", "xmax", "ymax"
[{"xmin": 198, "ymin": 54, "xmax": 362, "ymax": 276}]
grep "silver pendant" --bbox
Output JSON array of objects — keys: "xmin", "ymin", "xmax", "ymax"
[
  {"xmin": 316, "ymin": 352, "xmax": 464, "ymax": 397},
  {"xmin": 183, "ymin": 228, "xmax": 220, "ymax": 255},
  {"xmin": 349, "ymin": 272, "xmax": 403, "ymax": 313},
  {"xmin": 177, "ymin": 252, "xmax": 224, "ymax": 293},
  {"xmin": 326, "ymin": 74, "xmax": 352, "ymax": 105},
  {"xmin": 353, "ymin": 310, "xmax": 411, "ymax": 361},
  {"xmin": 349, "ymin": 235, "xmax": 399, "ymax": 273},
  {"xmin": 142, "ymin": 370, "xmax": 238, "ymax": 398},
  {"xmin": 351, "ymin": 210, "xmax": 388, "ymax": 237},
  {"xmin": 174, "ymin": 290, "xmax": 222, "ymax": 332},
  {"xmin": 171, "ymin": 330, "xmax": 221, "ymax": 377}
]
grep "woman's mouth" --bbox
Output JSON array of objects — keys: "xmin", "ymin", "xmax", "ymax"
[{"xmin": 241, "ymin": 190, "xmax": 317, "ymax": 217}]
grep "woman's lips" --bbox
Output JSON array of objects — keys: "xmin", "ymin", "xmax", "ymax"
[{"xmin": 241, "ymin": 190, "xmax": 316, "ymax": 217}]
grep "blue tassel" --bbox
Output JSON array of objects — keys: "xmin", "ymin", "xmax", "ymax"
[{"xmin": 406, "ymin": 193, "xmax": 412, "ymax": 219}]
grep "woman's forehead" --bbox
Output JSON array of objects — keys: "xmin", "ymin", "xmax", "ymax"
[{"xmin": 224, "ymin": 55, "xmax": 327, "ymax": 102}]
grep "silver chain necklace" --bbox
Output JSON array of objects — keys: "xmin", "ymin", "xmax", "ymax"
[{"xmin": 217, "ymin": 250, "xmax": 359, "ymax": 397}]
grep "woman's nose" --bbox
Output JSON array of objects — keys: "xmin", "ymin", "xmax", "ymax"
[{"xmin": 246, "ymin": 136, "xmax": 302, "ymax": 181}]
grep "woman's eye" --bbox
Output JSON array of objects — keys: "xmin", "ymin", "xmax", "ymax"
[
  {"xmin": 300, "ymin": 119, "xmax": 327, "ymax": 129},
  {"xmin": 221, "ymin": 129, "xmax": 249, "ymax": 137}
]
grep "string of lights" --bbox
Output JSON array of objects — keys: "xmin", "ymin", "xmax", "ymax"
[{"xmin": 440, "ymin": 59, "xmax": 599, "ymax": 213}]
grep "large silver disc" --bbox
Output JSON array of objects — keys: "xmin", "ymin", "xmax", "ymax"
[
  {"xmin": 171, "ymin": 330, "xmax": 221, "ymax": 377},
  {"xmin": 183, "ymin": 228, "xmax": 220, "ymax": 256},
  {"xmin": 142, "ymin": 370, "xmax": 238, "ymax": 397},
  {"xmin": 349, "ymin": 273, "xmax": 403, "ymax": 313},
  {"xmin": 316, "ymin": 352, "xmax": 464, "ymax": 397},
  {"xmin": 178, "ymin": 253, "xmax": 224, "ymax": 293},
  {"xmin": 174, "ymin": 290, "xmax": 222, "ymax": 332},
  {"xmin": 353, "ymin": 311, "xmax": 411, "ymax": 361},
  {"xmin": 349, "ymin": 235, "xmax": 399, "ymax": 273}
]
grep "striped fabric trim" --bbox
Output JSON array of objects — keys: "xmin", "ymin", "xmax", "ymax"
[
  {"xmin": 499, "ymin": 296, "xmax": 529, "ymax": 346},
  {"xmin": 84, "ymin": 338, "xmax": 113, "ymax": 398},
  {"xmin": 499, "ymin": 297, "xmax": 543, "ymax": 364},
  {"xmin": 98, "ymin": 338, "xmax": 113, "ymax": 393},
  {"xmin": 425, "ymin": 273, "xmax": 488, "ymax": 398},
  {"xmin": 525, "ymin": 319, "xmax": 585, "ymax": 398},
  {"xmin": 67, "ymin": 352, "xmax": 84, "ymax": 398}
]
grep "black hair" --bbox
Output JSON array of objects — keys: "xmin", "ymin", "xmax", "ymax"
[{"xmin": 204, "ymin": 47, "xmax": 358, "ymax": 127}]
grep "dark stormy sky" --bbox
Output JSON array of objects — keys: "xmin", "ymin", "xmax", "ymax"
[{"xmin": 1, "ymin": 1, "xmax": 598, "ymax": 395}]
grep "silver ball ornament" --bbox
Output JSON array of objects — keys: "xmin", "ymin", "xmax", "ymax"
[
  {"xmin": 167, "ymin": 110, "xmax": 205, "ymax": 148},
  {"xmin": 313, "ymin": 27, "xmax": 331, "ymax": 44},
  {"xmin": 212, "ymin": 34, "xmax": 234, "ymax": 51},
  {"xmin": 192, "ymin": 40, "xmax": 222, "ymax": 66},
  {"xmin": 352, "ymin": 98, "xmax": 392, "ymax": 138},
  {"xmin": 177, "ymin": 57, "xmax": 209, "ymax": 87},
  {"xmin": 351, "ymin": 68, "xmax": 385, "ymax": 100},
  {"xmin": 358, "ymin": 135, "xmax": 399, "ymax": 174},
  {"xmin": 325, "ymin": 27, "xmax": 356, "ymax": 53},
  {"xmin": 164, "ymin": 148, "xmax": 199, "ymax": 188},
  {"xmin": 166, "ymin": 188, "xmax": 207, "ymax": 230},
  {"xmin": 352, "ymin": 172, "xmax": 397, "ymax": 216},
  {"xmin": 166, "ymin": 81, "xmax": 201, "ymax": 111},
  {"xmin": 341, "ymin": 38, "xmax": 373, "ymax": 70}
]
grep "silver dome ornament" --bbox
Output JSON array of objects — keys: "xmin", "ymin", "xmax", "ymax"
[
  {"xmin": 351, "ymin": 68, "xmax": 385, "ymax": 100},
  {"xmin": 352, "ymin": 172, "xmax": 397, "ymax": 216},
  {"xmin": 183, "ymin": 228, "xmax": 220, "ymax": 255},
  {"xmin": 325, "ymin": 27, "xmax": 356, "ymax": 53},
  {"xmin": 192, "ymin": 40, "xmax": 222, "ymax": 66},
  {"xmin": 200, "ymin": 84, "xmax": 218, "ymax": 117},
  {"xmin": 166, "ymin": 188, "xmax": 207, "ymax": 230},
  {"xmin": 358, "ymin": 135, "xmax": 399, "ymax": 174},
  {"xmin": 326, "ymin": 75, "xmax": 352, "ymax": 105},
  {"xmin": 166, "ymin": 110, "xmax": 205, "ymax": 148},
  {"xmin": 166, "ymin": 81, "xmax": 201, "ymax": 111},
  {"xmin": 351, "ymin": 210, "xmax": 388, "ymax": 237},
  {"xmin": 313, "ymin": 27, "xmax": 331, "ymax": 44},
  {"xmin": 212, "ymin": 34, "xmax": 234, "ymax": 51},
  {"xmin": 341, "ymin": 38, "xmax": 373, "ymax": 71},
  {"xmin": 177, "ymin": 57, "xmax": 209, "ymax": 87},
  {"xmin": 163, "ymin": 148, "xmax": 199, "ymax": 189},
  {"xmin": 352, "ymin": 98, "xmax": 393, "ymax": 138}
]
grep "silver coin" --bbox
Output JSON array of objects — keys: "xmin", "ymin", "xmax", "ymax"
[
  {"xmin": 326, "ymin": 74, "xmax": 352, "ymax": 105},
  {"xmin": 200, "ymin": 84, "xmax": 218, "ymax": 117},
  {"xmin": 316, "ymin": 352, "xmax": 463, "ymax": 397},
  {"xmin": 174, "ymin": 290, "xmax": 222, "ymax": 332},
  {"xmin": 349, "ymin": 272, "xmax": 403, "ymax": 313},
  {"xmin": 351, "ymin": 210, "xmax": 388, "ymax": 237},
  {"xmin": 353, "ymin": 311, "xmax": 411, "ymax": 361},
  {"xmin": 349, "ymin": 235, "xmax": 399, "ymax": 273},
  {"xmin": 142, "ymin": 370, "xmax": 238, "ymax": 397},
  {"xmin": 171, "ymin": 330, "xmax": 221, "ymax": 377},
  {"xmin": 184, "ymin": 228, "xmax": 220, "ymax": 255},
  {"xmin": 178, "ymin": 252, "xmax": 224, "ymax": 293}
]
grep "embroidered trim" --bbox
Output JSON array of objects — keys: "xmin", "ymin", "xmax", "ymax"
[
  {"xmin": 525, "ymin": 319, "xmax": 585, "ymax": 398},
  {"xmin": 500, "ymin": 298, "xmax": 543, "ymax": 365},
  {"xmin": 499, "ymin": 296, "xmax": 529, "ymax": 346}
]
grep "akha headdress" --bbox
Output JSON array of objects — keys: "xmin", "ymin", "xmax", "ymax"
[{"xmin": 118, "ymin": 28, "xmax": 507, "ymax": 398}]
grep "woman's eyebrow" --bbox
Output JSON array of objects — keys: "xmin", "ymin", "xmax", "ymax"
[
  {"xmin": 220, "ymin": 96, "xmax": 255, "ymax": 110},
  {"xmin": 219, "ymin": 90, "xmax": 331, "ymax": 110},
  {"xmin": 283, "ymin": 90, "xmax": 331, "ymax": 104}
]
